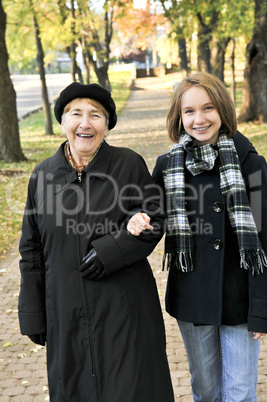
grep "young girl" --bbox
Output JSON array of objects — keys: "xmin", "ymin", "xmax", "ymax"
[{"xmin": 127, "ymin": 72, "xmax": 267, "ymax": 401}]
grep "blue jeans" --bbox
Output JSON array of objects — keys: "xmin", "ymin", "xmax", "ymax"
[{"xmin": 178, "ymin": 321, "xmax": 260, "ymax": 401}]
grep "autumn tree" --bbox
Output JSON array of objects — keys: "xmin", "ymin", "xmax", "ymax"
[
  {"xmin": 5, "ymin": 0, "xmax": 54, "ymax": 134},
  {"xmin": 155, "ymin": 0, "xmax": 228, "ymax": 80},
  {"xmin": 69, "ymin": 0, "xmax": 82, "ymax": 83},
  {"xmin": 30, "ymin": 0, "xmax": 54, "ymax": 134},
  {"xmin": 158, "ymin": 0, "xmax": 191, "ymax": 76},
  {"xmin": 115, "ymin": 1, "xmax": 165, "ymax": 71},
  {"xmin": 87, "ymin": 0, "xmax": 115, "ymax": 90},
  {"xmin": 6, "ymin": 0, "xmax": 118, "ymax": 92},
  {"xmin": 62, "ymin": 0, "xmax": 83, "ymax": 83},
  {"xmin": 156, "ymin": 0, "xmax": 254, "ymax": 83},
  {"xmin": 0, "ymin": 0, "xmax": 26, "ymax": 161},
  {"xmin": 54, "ymin": 0, "xmax": 117, "ymax": 90},
  {"xmin": 239, "ymin": 0, "xmax": 267, "ymax": 122},
  {"xmin": 206, "ymin": 0, "xmax": 254, "ymax": 82},
  {"xmin": 186, "ymin": 0, "xmax": 232, "ymax": 82}
]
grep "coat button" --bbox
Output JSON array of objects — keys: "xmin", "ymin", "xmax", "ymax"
[
  {"xmin": 213, "ymin": 202, "xmax": 223, "ymax": 212},
  {"xmin": 213, "ymin": 239, "xmax": 223, "ymax": 250}
]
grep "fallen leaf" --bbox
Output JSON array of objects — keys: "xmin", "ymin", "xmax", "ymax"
[{"xmin": 2, "ymin": 342, "xmax": 13, "ymax": 348}]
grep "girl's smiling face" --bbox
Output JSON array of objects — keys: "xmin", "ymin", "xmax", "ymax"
[
  {"xmin": 61, "ymin": 98, "xmax": 108, "ymax": 164},
  {"xmin": 181, "ymin": 86, "xmax": 222, "ymax": 146}
]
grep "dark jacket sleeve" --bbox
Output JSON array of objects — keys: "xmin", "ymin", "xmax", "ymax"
[
  {"xmin": 152, "ymin": 154, "xmax": 167, "ymax": 210},
  {"xmin": 246, "ymin": 154, "xmax": 267, "ymax": 332},
  {"xmin": 152, "ymin": 154, "xmax": 166, "ymax": 189},
  {"xmin": 92, "ymin": 155, "xmax": 166, "ymax": 275},
  {"xmin": 18, "ymin": 170, "xmax": 46, "ymax": 336}
]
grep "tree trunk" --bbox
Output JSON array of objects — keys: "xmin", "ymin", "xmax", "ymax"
[
  {"xmin": 188, "ymin": 36, "xmax": 192, "ymax": 74},
  {"xmin": 178, "ymin": 37, "xmax": 188, "ymax": 77},
  {"xmin": 32, "ymin": 10, "xmax": 53, "ymax": 135},
  {"xmin": 69, "ymin": 0, "xmax": 83, "ymax": 84},
  {"xmin": 95, "ymin": 65, "xmax": 111, "ymax": 91},
  {"xmin": 197, "ymin": 13, "xmax": 212, "ymax": 73},
  {"xmin": 70, "ymin": 42, "xmax": 76, "ymax": 82},
  {"xmin": 88, "ymin": 8, "xmax": 112, "ymax": 91},
  {"xmin": 81, "ymin": 35, "xmax": 91, "ymax": 84},
  {"xmin": 238, "ymin": 0, "xmax": 267, "ymax": 122},
  {"xmin": 197, "ymin": 11, "xmax": 223, "ymax": 75},
  {"xmin": 70, "ymin": 0, "xmax": 76, "ymax": 82},
  {"xmin": 67, "ymin": 44, "xmax": 84, "ymax": 84},
  {"xmin": 231, "ymin": 38, "xmax": 236, "ymax": 104},
  {"xmin": 210, "ymin": 36, "xmax": 231, "ymax": 83},
  {"xmin": 75, "ymin": 63, "xmax": 84, "ymax": 84},
  {"xmin": 197, "ymin": 30, "xmax": 211, "ymax": 73},
  {"xmin": 82, "ymin": 50, "xmax": 91, "ymax": 85},
  {"xmin": 0, "ymin": 0, "xmax": 26, "ymax": 162},
  {"xmin": 87, "ymin": 49, "xmax": 110, "ymax": 91}
]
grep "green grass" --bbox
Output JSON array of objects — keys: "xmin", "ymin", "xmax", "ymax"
[
  {"xmin": 233, "ymin": 82, "xmax": 267, "ymax": 158},
  {"xmin": 0, "ymin": 71, "xmax": 132, "ymax": 258},
  {"xmin": 239, "ymin": 123, "xmax": 267, "ymax": 157}
]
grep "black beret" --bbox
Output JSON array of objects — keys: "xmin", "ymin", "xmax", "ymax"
[{"xmin": 54, "ymin": 82, "xmax": 117, "ymax": 130}]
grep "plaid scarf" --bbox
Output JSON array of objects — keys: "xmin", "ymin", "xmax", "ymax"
[{"xmin": 163, "ymin": 132, "xmax": 267, "ymax": 276}]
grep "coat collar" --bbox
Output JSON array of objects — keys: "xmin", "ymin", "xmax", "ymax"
[
  {"xmin": 48, "ymin": 140, "xmax": 113, "ymax": 190},
  {"xmin": 233, "ymin": 130, "xmax": 258, "ymax": 165},
  {"xmin": 83, "ymin": 140, "xmax": 113, "ymax": 178}
]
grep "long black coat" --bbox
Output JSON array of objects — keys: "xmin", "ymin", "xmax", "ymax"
[
  {"xmin": 153, "ymin": 131, "xmax": 267, "ymax": 332},
  {"xmin": 18, "ymin": 141, "xmax": 174, "ymax": 402}
]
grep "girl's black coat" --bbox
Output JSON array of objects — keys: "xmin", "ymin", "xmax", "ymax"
[
  {"xmin": 18, "ymin": 141, "xmax": 174, "ymax": 402},
  {"xmin": 153, "ymin": 131, "xmax": 267, "ymax": 332}
]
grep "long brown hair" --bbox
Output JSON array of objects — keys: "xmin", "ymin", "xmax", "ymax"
[{"xmin": 167, "ymin": 72, "xmax": 237, "ymax": 143}]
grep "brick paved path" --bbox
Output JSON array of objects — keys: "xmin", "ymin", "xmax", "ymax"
[{"xmin": 1, "ymin": 74, "xmax": 267, "ymax": 401}]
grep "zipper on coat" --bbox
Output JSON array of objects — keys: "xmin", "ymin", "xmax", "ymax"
[
  {"xmin": 81, "ymin": 278, "xmax": 100, "ymax": 400},
  {"xmin": 92, "ymin": 373, "xmax": 97, "ymax": 386},
  {"xmin": 75, "ymin": 181, "xmax": 100, "ymax": 401}
]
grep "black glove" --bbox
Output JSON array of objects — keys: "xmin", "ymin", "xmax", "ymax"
[
  {"xmin": 28, "ymin": 333, "xmax": 46, "ymax": 346},
  {"xmin": 79, "ymin": 247, "xmax": 106, "ymax": 280}
]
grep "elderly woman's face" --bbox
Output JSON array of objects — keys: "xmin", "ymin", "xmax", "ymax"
[{"xmin": 61, "ymin": 98, "xmax": 108, "ymax": 159}]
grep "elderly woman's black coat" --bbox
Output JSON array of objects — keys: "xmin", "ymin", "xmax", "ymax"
[
  {"xmin": 18, "ymin": 141, "xmax": 174, "ymax": 402},
  {"xmin": 153, "ymin": 131, "xmax": 267, "ymax": 333}
]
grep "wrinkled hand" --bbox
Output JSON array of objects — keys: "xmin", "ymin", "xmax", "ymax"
[
  {"xmin": 28, "ymin": 333, "xmax": 46, "ymax": 346},
  {"xmin": 127, "ymin": 212, "xmax": 153, "ymax": 236},
  {"xmin": 79, "ymin": 247, "xmax": 106, "ymax": 280}
]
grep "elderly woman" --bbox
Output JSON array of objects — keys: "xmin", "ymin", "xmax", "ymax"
[{"xmin": 18, "ymin": 82, "xmax": 174, "ymax": 402}]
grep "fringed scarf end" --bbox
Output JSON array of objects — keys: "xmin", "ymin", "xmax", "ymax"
[
  {"xmin": 162, "ymin": 253, "xmax": 172, "ymax": 271},
  {"xmin": 163, "ymin": 252, "xmax": 194, "ymax": 272},
  {"xmin": 240, "ymin": 249, "xmax": 267, "ymax": 276}
]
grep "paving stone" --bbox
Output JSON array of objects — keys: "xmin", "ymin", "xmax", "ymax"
[
  {"xmin": 2, "ymin": 386, "xmax": 26, "ymax": 396},
  {"xmin": 0, "ymin": 397, "xmax": 11, "ymax": 402},
  {"xmin": 12, "ymin": 397, "xmax": 35, "ymax": 402}
]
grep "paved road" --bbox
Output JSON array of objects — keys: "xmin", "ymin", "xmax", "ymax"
[
  {"xmin": 1, "ymin": 74, "xmax": 267, "ymax": 401},
  {"xmin": 11, "ymin": 74, "xmax": 73, "ymax": 120}
]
